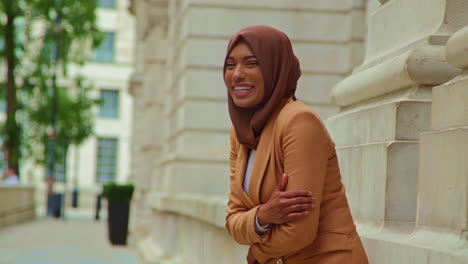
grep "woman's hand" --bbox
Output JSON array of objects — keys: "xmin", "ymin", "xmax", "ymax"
[
  {"xmin": 247, "ymin": 247, "xmax": 258, "ymax": 264},
  {"xmin": 257, "ymin": 173, "xmax": 315, "ymax": 226}
]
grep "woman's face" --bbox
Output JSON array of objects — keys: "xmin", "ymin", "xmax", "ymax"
[{"xmin": 224, "ymin": 41, "xmax": 265, "ymax": 108}]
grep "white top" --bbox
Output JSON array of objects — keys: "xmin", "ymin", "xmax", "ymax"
[
  {"xmin": 243, "ymin": 149, "xmax": 269, "ymax": 234},
  {"xmin": 243, "ymin": 149, "xmax": 256, "ymax": 193}
]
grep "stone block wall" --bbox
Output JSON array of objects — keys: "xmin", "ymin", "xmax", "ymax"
[
  {"xmin": 326, "ymin": 0, "xmax": 468, "ymax": 263},
  {"xmin": 0, "ymin": 186, "xmax": 35, "ymax": 229}
]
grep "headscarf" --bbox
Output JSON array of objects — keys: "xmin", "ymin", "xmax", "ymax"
[{"xmin": 223, "ymin": 25, "xmax": 301, "ymax": 149}]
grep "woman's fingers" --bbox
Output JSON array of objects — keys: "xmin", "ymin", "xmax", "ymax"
[
  {"xmin": 282, "ymin": 189, "xmax": 312, "ymax": 198},
  {"xmin": 281, "ymin": 196, "xmax": 315, "ymax": 208},
  {"xmin": 286, "ymin": 210, "xmax": 310, "ymax": 221},
  {"xmin": 283, "ymin": 202, "xmax": 314, "ymax": 215}
]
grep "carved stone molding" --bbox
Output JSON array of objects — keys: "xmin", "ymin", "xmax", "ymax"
[
  {"xmin": 128, "ymin": 71, "xmax": 144, "ymax": 97},
  {"xmin": 142, "ymin": 0, "xmax": 168, "ymax": 40},
  {"xmin": 331, "ymin": 46, "xmax": 460, "ymax": 107}
]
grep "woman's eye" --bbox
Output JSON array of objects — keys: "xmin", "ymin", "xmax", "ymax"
[
  {"xmin": 247, "ymin": 61, "xmax": 258, "ymax": 66},
  {"xmin": 225, "ymin": 63, "xmax": 235, "ymax": 67}
]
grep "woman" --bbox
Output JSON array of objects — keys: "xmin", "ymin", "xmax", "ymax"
[{"xmin": 224, "ymin": 25, "xmax": 368, "ymax": 264}]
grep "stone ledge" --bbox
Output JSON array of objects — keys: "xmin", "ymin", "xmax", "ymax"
[
  {"xmin": 331, "ymin": 46, "xmax": 460, "ymax": 107},
  {"xmin": 326, "ymin": 100, "xmax": 430, "ymax": 146},
  {"xmin": 361, "ymin": 226, "xmax": 468, "ymax": 264},
  {"xmin": 147, "ymin": 192, "xmax": 227, "ymax": 229}
]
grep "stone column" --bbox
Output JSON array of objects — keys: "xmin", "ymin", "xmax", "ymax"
[
  {"xmin": 327, "ymin": 0, "xmax": 467, "ymax": 263},
  {"xmin": 128, "ymin": 0, "xmax": 169, "ymax": 255},
  {"xmin": 413, "ymin": 25, "xmax": 468, "ymax": 262}
]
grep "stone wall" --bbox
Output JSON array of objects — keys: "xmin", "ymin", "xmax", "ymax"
[
  {"xmin": 327, "ymin": 0, "xmax": 468, "ymax": 263},
  {"xmin": 0, "ymin": 186, "xmax": 35, "ymax": 229}
]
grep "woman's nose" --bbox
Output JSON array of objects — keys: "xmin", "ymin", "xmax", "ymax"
[{"xmin": 232, "ymin": 65, "xmax": 245, "ymax": 81}]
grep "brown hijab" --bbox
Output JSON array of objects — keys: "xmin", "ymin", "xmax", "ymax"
[{"xmin": 223, "ymin": 25, "xmax": 301, "ymax": 149}]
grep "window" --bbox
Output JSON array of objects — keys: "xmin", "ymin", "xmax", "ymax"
[
  {"xmin": 98, "ymin": 89, "xmax": 119, "ymax": 118},
  {"xmin": 93, "ymin": 32, "xmax": 115, "ymax": 62},
  {"xmin": 98, "ymin": 0, "xmax": 116, "ymax": 9},
  {"xmin": 96, "ymin": 138, "xmax": 118, "ymax": 184}
]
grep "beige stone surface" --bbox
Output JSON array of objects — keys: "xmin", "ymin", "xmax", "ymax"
[
  {"xmin": 327, "ymin": 1, "xmax": 468, "ymax": 263},
  {"xmin": 331, "ymin": 46, "xmax": 459, "ymax": 107},
  {"xmin": 337, "ymin": 141, "xmax": 418, "ymax": 225},
  {"xmin": 326, "ymin": 101, "xmax": 431, "ymax": 145},
  {"xmin": 418, "ymin": 127, "xmax": 468, "ymax": 230},
  {"xmin": 365, "ymin": 0, "xmax": 468, "ymax": 66},
  {"xmin": 446, "ymin": 26, "xmax": 468, "ymax": 69},
  {"xmin": 431, "ymin": 72, "xmax": 468, "ymax": 130},
  {"xmin": 182, "ymin": 0, "xmax": 364, "ymax": 11},
  {"xmin": 0, "ymin": 186, "xmax": 35, "ymax": 229}
]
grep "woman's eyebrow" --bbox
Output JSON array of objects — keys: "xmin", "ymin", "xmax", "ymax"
[{"xmin": 225, "ymin": 55, "xmax": 257, "ymax": 62}]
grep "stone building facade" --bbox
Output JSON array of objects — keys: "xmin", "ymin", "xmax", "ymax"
[{"xmin": 128, "ymin": 0, "xmax": 468, "ymax": 263}]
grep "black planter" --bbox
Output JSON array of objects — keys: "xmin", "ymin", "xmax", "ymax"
[{"xmin": 107, "ymin": 203, "xmax": 130, "ymax": 245}]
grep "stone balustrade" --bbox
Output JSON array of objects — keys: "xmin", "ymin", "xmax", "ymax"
[{"xmin": 0, "ymin": 185, "xmax": 36, "ymax": 229}]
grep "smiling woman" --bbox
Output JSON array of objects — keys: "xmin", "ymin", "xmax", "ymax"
[
  {"xmin": 224, "ymin": 42, "xmax": 265, "ymax": 108},
  {"xmin": 223, "ymin": 25, "xmax": 368, "ymax": 264}
]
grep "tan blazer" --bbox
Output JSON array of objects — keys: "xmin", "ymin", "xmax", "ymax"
[{"xmin": 226, "ymin": 99, "xmax": 368, "ymax": 264}]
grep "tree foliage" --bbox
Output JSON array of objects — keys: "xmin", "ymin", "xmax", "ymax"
[{"xmin": 0, "ymin": 0, "xmax": 103, "ymax": 169}]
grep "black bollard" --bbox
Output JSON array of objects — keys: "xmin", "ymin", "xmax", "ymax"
[
  {"xmin": 95, "ymin": 192, "xmax": 102, "ymax": 221},
  {"xmin": 72, "ymin": 187, "xmax": 79, "ymax": 208}
]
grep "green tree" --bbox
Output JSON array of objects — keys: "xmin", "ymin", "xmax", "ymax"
[
  {"xmin": 0, "ymin": 0, "xmax": 22, "ymax": 174},
  {"xmin": 0, "ymin": 0, "xmax": 102, "ymax": 176}
]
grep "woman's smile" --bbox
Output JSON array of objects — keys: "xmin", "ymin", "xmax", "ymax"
[{"xmin": 233, "ymin": 83, "xmax": 255, "ymax": 97}]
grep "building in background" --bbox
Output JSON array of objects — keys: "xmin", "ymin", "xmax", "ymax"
[
  {"xmin": 18, "ymin": 0, "xmax": 135, "ymax": 213},
  {"xmin": 128, "ymin": 0, "xmax": 468, "ymax": 263}
]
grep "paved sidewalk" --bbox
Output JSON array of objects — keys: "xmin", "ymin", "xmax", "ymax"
[{"xmin": 0, "ymin": 217, "xmax": 140, "ymax": 264}]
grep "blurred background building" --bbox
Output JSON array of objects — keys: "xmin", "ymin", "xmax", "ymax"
[{"xmin": 0, "ymin": 0, "xmax": 135, "ymax": 215}]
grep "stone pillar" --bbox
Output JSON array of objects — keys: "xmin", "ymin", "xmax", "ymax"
[
  {"xmin": 413, "ymin": 25, "xmax": 468, "ymax": 262},
  {"xmin": 327, "ymin": 0, "xmax": 467, "ymax": 263},
  {"xmin": 128, "ymin": 0, "xmax": 169, "ymax": 255}
]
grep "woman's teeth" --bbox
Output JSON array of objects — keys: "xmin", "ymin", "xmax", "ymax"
[{"xmin": 234, "ymin": 86, "xmax": 253, "ymax": 91}]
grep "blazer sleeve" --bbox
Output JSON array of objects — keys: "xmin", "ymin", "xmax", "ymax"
[
  {"xmin": 251, "ymin": 111, "xmax": 333, "ymax": 263},
  {"xmin": 225, "ymin": 127, "xmax": 269, "ymax": 245}
]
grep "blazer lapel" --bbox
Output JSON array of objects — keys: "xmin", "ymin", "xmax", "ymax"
[
  {"xmin": 248, "ymin": 116, "xmax": 275, "ymax": 205},
  {"xmin": 235, "ymin": 144, "xmax": 256, "ymax": 208}
]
